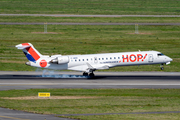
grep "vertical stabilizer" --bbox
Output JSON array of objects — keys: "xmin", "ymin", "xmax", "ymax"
[{"xmin": 16, "ymin": 43, "xmax": 42, "ymax": 62}]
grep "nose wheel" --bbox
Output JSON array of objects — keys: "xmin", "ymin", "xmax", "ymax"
[
  {"xmin": 160, "ymin": 64, "xmax": 164, "ymax": 70},
  {"xmin": 161, "ymin": 67, "xmax": 164, "ymax": 70}
]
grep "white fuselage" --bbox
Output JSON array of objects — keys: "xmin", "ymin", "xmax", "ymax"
[{"xmin": 29, "ymin": 51, "xmax": 172, "ymax": 72}]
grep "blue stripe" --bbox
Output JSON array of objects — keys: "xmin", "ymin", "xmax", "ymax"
[
  {"xmin": 26, "ymin": 54, "xmax": 36, "ymax": 62},
  {"xmin": 23, "ymin": 51, "xmax": 36, "ymax": 63}
]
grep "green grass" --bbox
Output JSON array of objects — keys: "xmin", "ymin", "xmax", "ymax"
[
  {"xmin": 0, "ymin": 24, "xmax": 180, "ymax": 71},
  {"xmin": 0, "ymin": 0, "xmax": 180, "ymax": 15},
  {"xmin": 1, "ymin": 16, "xmax": 180, "ymax": 23},
  {"xmin": 0, "ymin": 89, "xmax": 180, "ymax": 120}
]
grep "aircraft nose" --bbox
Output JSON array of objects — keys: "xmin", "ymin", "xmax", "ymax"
[
  {"xmin": 169, "ymin": 58, "xmax": 173, "ymax": 61},
  {"xmin": 167, "ymin": 56, "xmax": 173, "ymax": 62}
]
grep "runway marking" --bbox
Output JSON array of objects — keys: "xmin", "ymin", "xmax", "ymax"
[{"xmin": 0, "ymin": 115, "xmax": 30, "ymax": 120}]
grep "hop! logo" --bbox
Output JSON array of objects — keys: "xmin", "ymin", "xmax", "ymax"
[{"xmin": 122, "ymin": 54, "xmax": 147, "ymax": 63}]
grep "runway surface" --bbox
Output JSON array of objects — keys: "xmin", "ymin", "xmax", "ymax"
[
  {"xmin": 1, "ymin": 22, "xmax": 180, "ymax": 25},
  {"xmin": 1, "ymin": 14, "xmax": 180, "ymax": 17},
  {"xmin": 0, "ymin": 108, "xmax": 73, "ymax": 120},
  {"xmin": 1, "ymin": 71, "xmax": 180, "ymax": 90}
]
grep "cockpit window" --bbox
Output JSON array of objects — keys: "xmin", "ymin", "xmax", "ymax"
[{"xmin": 157, "ymin": 53, "xmax": 164, "ymax": 56}]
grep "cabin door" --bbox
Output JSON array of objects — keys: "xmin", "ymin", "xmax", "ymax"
[{"xmin": 148, "ymin": 54, "xmax": 153, "ymax": 62}]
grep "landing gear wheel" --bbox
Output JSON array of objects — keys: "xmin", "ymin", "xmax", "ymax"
[
  {"xmin": 160, "ymin": 63, "xmax": 164, "ymax": 70},
  {"xmin": 89, "ymin": 73, "xmax": 95, "ymax": 78},
  {"xmin": 83, "ymin": 72, "xmax": 88, "ymax": 76}
]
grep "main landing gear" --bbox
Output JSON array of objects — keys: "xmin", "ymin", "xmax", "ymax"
[
  {"xmin": 83, "ymin": 72, "xmax": 88, "ymax": 76},
  {"xmin": 83, "ymin": 72, "xmax": 95, "ymax": 78},
  {"xmin": 160, "ymin": 63, "xmax": 164, "ymax": 70}
]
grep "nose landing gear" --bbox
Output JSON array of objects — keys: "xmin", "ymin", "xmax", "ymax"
[{"xmin": 160, "ymin": 63, "xmax": 164, "ymax": 70}]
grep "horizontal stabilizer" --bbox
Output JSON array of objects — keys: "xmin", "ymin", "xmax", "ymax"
[{"xmin": 16, "ymin": 44, "xmax": 30, "ymax": 49}]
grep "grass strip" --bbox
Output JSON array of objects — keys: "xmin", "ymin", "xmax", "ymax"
[
  {"xmin": 0, "ymin": 25, "xmax": 180, "ymax": 71},
  {"xmin": 1, "ymin": 0, "xmax": 180, "ymax": 15}
]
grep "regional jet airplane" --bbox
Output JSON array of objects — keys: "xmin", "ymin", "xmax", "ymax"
[{"xmin": 16, "ymin": 43, "xmax": 172, "ymax": 77}]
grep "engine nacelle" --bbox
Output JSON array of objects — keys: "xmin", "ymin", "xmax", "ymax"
[
  {"xmin": 51, "ymin": 56, "xmax": 69, "ymax": 64},
  {"xmin": 57, "ymin": 56, "xmax": 69, "ymax": 64}
]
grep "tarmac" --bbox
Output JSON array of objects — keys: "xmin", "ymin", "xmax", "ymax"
[{"xmin": 1, "ymin": 71, "xmax": 180, "ymax": 90}]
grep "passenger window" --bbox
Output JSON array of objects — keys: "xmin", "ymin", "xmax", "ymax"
[
  {"xmin": 110, "ymin": 57, "xmax": 112, "ymax": 59},
  {"xmin": 106, "ymin": 58, "xmax": 108, "ymax": 60},
  {"xmin": 87, "ymin": 59, "xmax": 88, "ymax": 61},
  {"xmin": 79, "ymin": 59, "xmax": 80, "ymax": 61},
  {"xmin": 118, "ymin": 57, "xmax": 120, "ymax": 59},
  {"xmin": 83, "ymin": 59, "xmax": 84, "ymax": 61},
  {"xmin": 102, "ymin": 58, "xmax": 104, "ymax": 60},
  {"xmin": 99, "ymin": 58, "xmax": 100, "ymax": 60},
  {"xmin": 114, "ymin": 57, "xmax": 116, "ymax": 59}
]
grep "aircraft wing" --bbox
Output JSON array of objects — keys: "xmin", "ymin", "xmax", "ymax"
[
  {"xmin": 95, "ymin": 65, "xmax": 109, "ymax": 70},
  {"xmin": 86, "ymin": 62, "xmax": 109, "ymax": 72}
]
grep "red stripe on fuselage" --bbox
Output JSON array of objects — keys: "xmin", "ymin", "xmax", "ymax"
[{"xmin": 26, "ymin": 47, "xmax": 40, "ymax": 61}]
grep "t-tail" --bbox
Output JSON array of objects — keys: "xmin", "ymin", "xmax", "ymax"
[{"xmin": 16, "ymin": 43, "xmax": 42, "ymax": 63}]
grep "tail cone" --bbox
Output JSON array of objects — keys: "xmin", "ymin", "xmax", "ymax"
[{"xmin": 25, "ymin": 62, "xmax": 31, "ymax": 66}]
